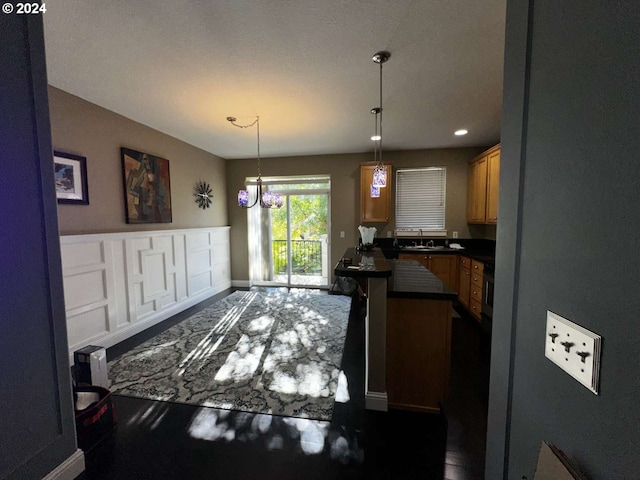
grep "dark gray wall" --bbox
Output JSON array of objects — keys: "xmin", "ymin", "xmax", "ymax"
[
  {"xmin": 0, "ymin": 13, "xmax": 78, "ymax": 480},
  {"xmin": 487, "ymin": 1, "xmax": 640, "ymax": 478}
]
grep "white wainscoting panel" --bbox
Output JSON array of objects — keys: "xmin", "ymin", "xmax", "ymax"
[{"xmin": 61, "ymin": 227, "xmax": 231, "ymax": 359}]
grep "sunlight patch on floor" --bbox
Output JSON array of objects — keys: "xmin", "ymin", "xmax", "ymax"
[
  {"xmin": 132, "ymin": 340, "xmax": 179, "ymax": 360},
  {"xmin": 176, "ymin": 291, "xmax": 258, "ymax": 375},
  {"xmin": 187, "ymin": 407, "xmax": 330, "ymax": 456},
  {"xmin": 282, "ymin": 417, "xmax": 329, "ymax": 455},
  {"xmin": 213, "ymin": 333, "xmax": 267, "ymax": 382},
  {"xmin": 126, "ymin": 402, "xmax": 170, "ymax": 430},
  {"xmin": 334, "ymin": 370, "xmax": 350, "ymax": 403}
]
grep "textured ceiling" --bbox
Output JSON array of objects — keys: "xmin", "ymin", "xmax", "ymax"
[{"xmin": 43, "ymin": 0, "xmax": 506, "ymax": 159}]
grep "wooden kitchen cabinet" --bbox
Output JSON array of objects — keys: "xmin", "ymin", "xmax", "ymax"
[
  {"xmin": 486, "ymin": 147, "xmax": 500, "ymax": 223},
  {"xmin": 467, "ymin": 156, "xmax": 487, "ymax": 223},
  {"xmin": 360, "ymin": 164, "xmax": 392, "ymax": 223},
  {"xmin": 428, "ymin": 254, "xmax": 458, "ymax": 292},
  {"xmin": 467, "ymin": 144, "xmax": 500, "ymax": 224},
  {"xmin": 458, "ymin": 256, "xmax": 483, "ymax": 322},
  {"xmin": 458, "ymin": 256, "xmax": 471, "ymax": 308},
  {"xmin": 398, "ymin": 253, "xmax": 458, "ymax": 292},
  {"xmin": 387, "ymin": 297, "xmax": 452, "ymax": 413},
  {"xmin": 469, "ymin": 259, "xmax": 484, "ymax": 322}
]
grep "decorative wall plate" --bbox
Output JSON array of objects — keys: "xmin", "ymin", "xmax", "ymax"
[{"xmin": 194, "ymin": 181, "xmax": 212, "ymax": 209}]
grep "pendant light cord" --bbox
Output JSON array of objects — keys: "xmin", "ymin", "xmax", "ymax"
[
  {"xmin": 227, "ymin": 116, "xmax": 261, "ymax": 178},
  {"xmin": 379, "ymin": 60, "xmax": 383, "ymax": 167}
]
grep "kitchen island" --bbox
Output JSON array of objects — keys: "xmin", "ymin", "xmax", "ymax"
[{"xmin": 335, "ymin": 247, "xmax": 456, "ymax": 413}]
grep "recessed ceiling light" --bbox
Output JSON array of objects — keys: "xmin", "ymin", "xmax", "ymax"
[{"xmin": 454, "ymin": 129, "xmax": 468, "ymax": 136}]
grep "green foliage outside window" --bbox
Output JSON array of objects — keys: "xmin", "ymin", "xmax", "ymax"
[{"xmin": 270, "ymin": 193, "xmax": 328, "ymax": 275}]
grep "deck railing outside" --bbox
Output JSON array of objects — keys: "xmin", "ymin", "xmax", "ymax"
[{"xmin": 272, "ymin": 239, "xmax": 322, "ymax": 275}]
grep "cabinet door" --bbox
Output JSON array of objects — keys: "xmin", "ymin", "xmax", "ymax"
[
  {"xmin": 399, "ymin": 253, "xmax": 429, "ymax": 269},
  {"xmin": 360, "ymin": 164, "xmax": 391, "ymax": 222},
  {"xmin": 427, "ymin": 255, "xmax": 458, "ymax": 292},
  {"xmin": 473, "ymin": 156, "xmax": 488, "ymax": 223},
  {"xmin": 486, "ymin": 147, "xmax": 500, "ymax": 223},
  {"xmin": 387, "ymin": 297, "xmax": 452, "ymax": 413},
  {"xmin": 467, "ymin": 157, "xmax": 488, "ymax": 223}
]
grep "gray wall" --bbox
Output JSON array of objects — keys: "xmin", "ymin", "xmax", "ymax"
[
  {"xmin": 49, "ymin": 87, "xmax": 228, "ymax": 235},
  {"xmin": 487, "ymin": 1, "xmax": 640, "ymax": 478},
  {"xmin": 0, "ymin": 14, "xmax": 78, "ymax": 479},
  {"xmin": 226, "ymin": 147, "xmax": 489, "ymax": 282}
]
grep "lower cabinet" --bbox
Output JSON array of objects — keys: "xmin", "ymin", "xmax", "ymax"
[
  {"xmin": 387, "ymin": 297, "xmax": 452, "ymax": 413},
  {"xmin": 458, "ymin": 255, "xmax": 484, "ymax": 322},
  {"xmin": 458, "ymin": 258, "xmax": 471, "ymax": 309},
  {"xmin": 398, "ymin": 253, "xmax": 458, "ymax": 292}
]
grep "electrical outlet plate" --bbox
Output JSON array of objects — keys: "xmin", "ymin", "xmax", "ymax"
[{"xmin": 545, "ymin": 311, "xmax": 601, "ymax": 394}]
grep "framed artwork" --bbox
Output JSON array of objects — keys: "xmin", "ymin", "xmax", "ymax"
[
  {"xmin": 54, "ymin": 151, "xmax": 89, "ymax": 204},
  {"xmin": 121, "ymin": 147, "xmax": 172, "ymax": 224}
]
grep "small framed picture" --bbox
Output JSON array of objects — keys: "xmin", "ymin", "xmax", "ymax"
[{"xmin": 53, "ymin": 151, "xmax": 89, "ymax": 205}]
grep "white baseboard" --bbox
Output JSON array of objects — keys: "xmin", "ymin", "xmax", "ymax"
[
  {"xmin": 231, "ymin": 280, "xmax": 251, "ymax": 288},
  {"xmin": 42, "ymin": 449, "xmax": 85, "ymax": 480},
  {"xmin": 365, "ymin": 391, "xmax": 388, "ymax": 411}
]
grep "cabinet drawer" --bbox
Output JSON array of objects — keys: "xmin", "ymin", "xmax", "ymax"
[
  {"xmin": 471, "ymin": 285, "xmax": 483, "ymax": 303},
  {"xmin": 471, "ymin": 273, "xmax": 483, "ymax": 288},
  {"xmin": 469, "ymin": 299, "xmax": 482, "ymax": 320},
  {"xmin": 460, "ymin": 256, "xmax": 471, "ymax": 270},
  {"xmin": 471, "ymin": 259, "xmax": 484, "ymax": 274}
]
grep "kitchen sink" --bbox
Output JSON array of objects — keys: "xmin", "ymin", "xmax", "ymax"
[{"xmin": 400, "ymin": 245, "xmax": 445, "ymax": 251}]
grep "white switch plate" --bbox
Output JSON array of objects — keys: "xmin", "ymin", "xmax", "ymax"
[
  {"xmin": 340, "ymin": 231, "xmax": 345, "ymax": 238},
  {"xmin": 545, "ymin": 311, "xmax": 601, "ymax": 394}
]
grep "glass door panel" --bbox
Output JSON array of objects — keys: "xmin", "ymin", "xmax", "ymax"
[{"xmin": 269, "ymin": 193, "xmax": 329, "ymax": 287}]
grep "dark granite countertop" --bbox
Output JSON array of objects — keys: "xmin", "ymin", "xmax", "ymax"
[
  {"xmin": 372, "ymin": 238, "xmax": 495, "ymax": 268},
  {"xmin": 335, "ymin": 248, "xmax": 456, "ymax": 300},
  {"xmin": 334, "ymin": 247, "xmax": 392, "ymax": 278},
  {"xmin": 387, "ymin": 260, "xmax": 458, "ymax": 300}
]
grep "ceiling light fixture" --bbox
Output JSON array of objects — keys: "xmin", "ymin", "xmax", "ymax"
[
  {"xmin": 455, "ymin": 129, "xmax": 468, "ymax": 136},
  {"xmin": 227, "ymin": 115, "xmax": 282, "ymax": 209},
  {"xmin": 371, "ymin": 51, "xmax": 390, "ymax": 195}
]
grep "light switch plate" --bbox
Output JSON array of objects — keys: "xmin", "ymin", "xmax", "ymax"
[{"xmin": 545, "ymin": 311, "xmax": 601, "ymax": 394}]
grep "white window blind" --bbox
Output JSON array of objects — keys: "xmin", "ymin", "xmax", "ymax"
[{"xmin": 395, "ymin": 167, "xmax": 446, "ymax": 232}]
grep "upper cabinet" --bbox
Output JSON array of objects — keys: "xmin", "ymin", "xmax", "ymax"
[
  {"xmin": 467, "ymin": 144, "xmax": 500, "ymax": 224},
  {"xmin": 360, "ymin": 164, "xmax": 392, "ymax": 223},
  {"xmin": 486, "ymin": 147, "xmax": 500, "ymax": 223},
  {"xmin": 467, "ymin": 155, "xmax": 488, "ymax": 223}
]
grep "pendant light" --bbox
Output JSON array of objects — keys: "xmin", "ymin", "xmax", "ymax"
[
  {"xmin": 371, "ymin": 51, "xmax": 390, "ymax": 195},
  {"xmin": 227, "ymin": 115, "xmax": 283, "ymax": 209}
]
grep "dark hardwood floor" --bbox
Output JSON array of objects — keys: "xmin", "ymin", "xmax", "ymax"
[{"xmin": 76, "ymin": 289, "xmax": 489, "ymax": 480}]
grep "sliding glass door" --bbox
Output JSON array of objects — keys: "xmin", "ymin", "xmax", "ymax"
[{"xmin": 247, "ymin": 176, "xmax": 330, "ymax": 288}]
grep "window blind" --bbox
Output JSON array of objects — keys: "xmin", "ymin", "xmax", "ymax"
[{"xmin": 395, "ymin": 167, "xmax": 446, "ymax": 231}]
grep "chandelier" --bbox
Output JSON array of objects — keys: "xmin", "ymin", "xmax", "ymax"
[
  {"xmin": 370, "ymin": 51, "xmax": 390, "ymax": 198},
  {"xmin": 227, "ymin": 115, "xmax": 283, "ymax": 208}
]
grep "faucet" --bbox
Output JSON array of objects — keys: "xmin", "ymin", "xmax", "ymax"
[
  {"xmin": 419, "ymin": 229, "xmax": 423, "ymax": 246},
  {"xmin": 427, "ymin": 239, "xmax": 435, "ymax": 248}
]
